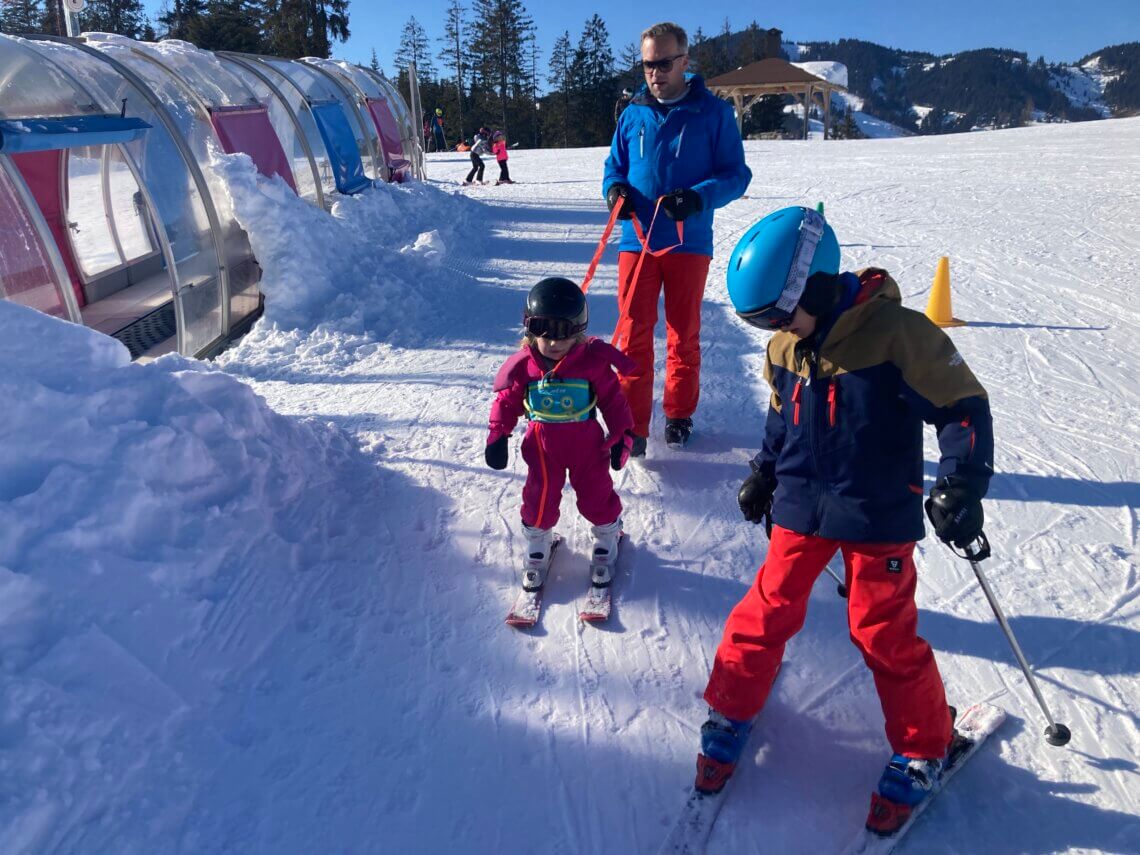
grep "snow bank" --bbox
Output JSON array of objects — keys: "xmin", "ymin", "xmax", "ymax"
[
  {"xmin": 0, "ymin": 298, "xmax": 389, "ymax": 850},
  {"xmin": 210, "ymin": 152, "xmax": 480, "ymax": 378}
]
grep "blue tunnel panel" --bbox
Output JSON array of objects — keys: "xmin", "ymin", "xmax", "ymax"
[{"xmin": 309, "ymin": 102, "xmax": 370, "ymax": 195}]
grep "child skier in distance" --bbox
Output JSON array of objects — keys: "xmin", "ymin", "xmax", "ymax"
[
  {"xmin": 465, "ymin": 131, "xmax": 491, "ymax": 185},
  {"xmin": 485, "ymin": 277, "xmax": 635, "ymax": 592},
  {"xmin": 698, "ymin": 206, "xmax": 994, "ymax": 836},
  {"xmin": 492, "ymin": 130, "xmax": 512, "ymax": 184}
]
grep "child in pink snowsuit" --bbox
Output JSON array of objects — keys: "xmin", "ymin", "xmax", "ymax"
[
  {"xmin": 485, "ymin": 277, "xmax": 635, "ymax": 590},
  {"xmin": 492, "ymin": 130, "xmax": 512, "ymax": 184}
]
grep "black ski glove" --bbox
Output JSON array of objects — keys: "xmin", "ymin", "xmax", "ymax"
[
  {"xmin": 738, "ymin": 469, "xmax": 777, "ymax": 526},
  {"xmin": 925, "ymin": 477, "xmax": 984, "ymax": 548},
  {"xmin": 485, "ymin": 435, "xmax": 509, "ymax": 470},
  {"xmin": 610, "ymin": 432, "xmax": 634, "ymax": 471},
  {"xmin": 661, "ymin": 187, "xmax": 703, "ymax": 221},
  {"xmin": 606, "ymin": 183, "xmax": 633, "ymax": 219}
]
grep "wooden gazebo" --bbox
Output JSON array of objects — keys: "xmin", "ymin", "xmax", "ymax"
[{"xmin": 706, "ymin": 58, "xmax": 846, "ymax": 140}]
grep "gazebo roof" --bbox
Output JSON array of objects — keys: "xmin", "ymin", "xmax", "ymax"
[{"xmin": 706, "ymin": 58, "xmax": 842, "ymax": 90}]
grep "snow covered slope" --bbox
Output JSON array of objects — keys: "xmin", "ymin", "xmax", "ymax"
[{"xmin": 2, "ymin": 119, "xmax": 1139, "ymax": 853}]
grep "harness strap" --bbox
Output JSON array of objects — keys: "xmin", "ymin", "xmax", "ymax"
[{"xmin": 611, "ymin": 196, "xmax": 683, "ymax": 351}]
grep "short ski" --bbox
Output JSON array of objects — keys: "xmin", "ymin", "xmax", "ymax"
[
  {"xmin": 841, "ymin": 701, "xmax": 1007, "ymax": 855},
  {"xmin": 505, "ymin": 536, "xmax": 562, "ymax": 628},
  {"xmin": 579, "ymin": 534, "xmax": 626, "ymax": 623}
]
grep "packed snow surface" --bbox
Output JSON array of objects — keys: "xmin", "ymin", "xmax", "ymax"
[{"xmin": 2, "ymin": 118, "xmax": 1139, "ymax": 853}]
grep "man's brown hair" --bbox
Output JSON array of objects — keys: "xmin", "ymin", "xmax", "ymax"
[{"xmin": 640, "ymin": 22, "xmax": 688, "ymax": 53}]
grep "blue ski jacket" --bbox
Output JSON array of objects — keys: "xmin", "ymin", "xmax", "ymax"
[
  {"xmin": 602, "ymin": 74, "xmax": 751, "ymax": 256},
  {"xmin": 753, "ymin": 269, "xmax": 994, "ymax": 544}
]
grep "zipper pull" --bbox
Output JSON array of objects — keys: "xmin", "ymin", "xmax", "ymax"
[
  {"xmin": 791, "ymin": 379, "xmax": 803, "ymax": 426},
  {"xmin": 827, "ymin": 378, "xmax": 838, "ymax": 428}
]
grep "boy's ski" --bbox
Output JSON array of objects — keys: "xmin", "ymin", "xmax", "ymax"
[
  {"xmin": 840, "ymin": 701, "xmax": 1007, "ymax": 855},
  {"xmin": 657, "ymin": 667, "xmax": 781, "ymax": 854},
  {"xmin": 579, "ymin": 534, "xmax": 627, "ymax": 623},
  {"xmin": 505, "ymin": 536, "xmax": 562, "ymax": 628}
]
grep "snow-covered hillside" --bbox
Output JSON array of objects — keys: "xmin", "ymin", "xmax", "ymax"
[
  {"xmin": 1050, "ymin": 58, "xmax": 1115, "ymax": 118},
  {"xmin": 2, "ymin": 119, "xmax": 1139, "ymax": 853}
]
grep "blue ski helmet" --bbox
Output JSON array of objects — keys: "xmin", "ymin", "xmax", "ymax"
[{"xmin": 726, "ymin": 207, "xmax": 840, "ymax": 326}]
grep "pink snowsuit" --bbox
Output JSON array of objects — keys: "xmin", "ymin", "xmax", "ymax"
[{"xmin": 489, "ymin": 338, "xmax": 636, "ymax": 530}]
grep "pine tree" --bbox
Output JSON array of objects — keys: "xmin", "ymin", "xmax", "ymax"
[
  {"xmin": 78, "ymin": 0, "xmax": 148, "ymax": 38},
  {"xmin": 438, "ymin": 0, "xmax": 466, "ymax": 141},
  {"xmin": 546, "ymin": 29, "xmax": 572, "ymax": 147},
  {"xmin": 369, "ymin": 46, "xmax": 379, "ymax": 73},
  {"xmin": 262, "ymin": 0, "xmax": 349, "ymax": 59},
  {"xmin": 395, "ymin": 16, "xmax": 436, "ymax": 84},
  {"xmin": 469, "ymin": 0, "xmax": 534, "ymax": 135},
  {"xmin": 192, "ymin": 0, "xmax": 261, "ymax": 52},
  {"xmin": 718, "ymin": 17, "xmax": 733, "ymax": 76},
  {"xmin": 570, "ymin": 14, "xmax": 614, "ymax": 145},
  {"xmin": 40, "ymin": 0, "xmax": 66, "ymax": 35},
  {"xmin": 156, "ymin": 0, "xmax": 205, "ymax": 40},
  {"xmin": 2, "ymin": 0, "xmax": 45, "ymax": 34}
]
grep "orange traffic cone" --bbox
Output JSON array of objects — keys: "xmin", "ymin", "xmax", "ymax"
[{"xmin": 925, "ymin": 256, "xmax": 965, "ymax": 327}]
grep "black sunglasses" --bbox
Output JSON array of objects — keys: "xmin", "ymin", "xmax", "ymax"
[
  {"xmin": 642, "ymin": 53, "xmax": 686, "ymax": 73},
  {"xmin": 525, "ymin": 315, "xmax": 585, "ymax": 341},
  {"xmin": 737, "ymin": 303, "xmax": 794, "ymax": 331}
]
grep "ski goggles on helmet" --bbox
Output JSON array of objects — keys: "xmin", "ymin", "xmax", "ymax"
[
  {"xmin": 736, "ymin": 303, "xmax": 795, "ymax": 330},
  {"xmin": 524, "ymin": 314, "xmax": 585, "ymax": 340}
]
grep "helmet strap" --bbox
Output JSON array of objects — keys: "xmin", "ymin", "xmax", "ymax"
[{"xmin": 774, "ymin": 209, "xmax": 826, "ymax": 315}]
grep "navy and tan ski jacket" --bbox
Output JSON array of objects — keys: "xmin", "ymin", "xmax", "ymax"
[
  {"xmin": 753, "ymin": 269, "xmax": 994, "ymax": 543},
  {"xmin": 602, "ymin": 74, "xmax": 751, "ymax": 256}
]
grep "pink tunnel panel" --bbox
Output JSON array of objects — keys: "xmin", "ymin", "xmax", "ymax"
[
  {"xmin": 366, "ymin": 98, "xmax": 412, "ymax": 182},
  {"xmin": 0, "ymin": 163, "xmax": 70, "ymax": 318},
  {"xmin": 11, "ymin": 150, "xmax": 86, "ymax": 308},
  {"xmin": 210, "ymin": 105, "xmax": 297, "ymax": 192}
]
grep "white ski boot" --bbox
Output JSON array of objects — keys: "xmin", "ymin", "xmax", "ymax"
[
  {"xmin": 589, "ymin": 518, "xmax": 622, "ymax": 586},
  {"xmin": 521, "ymin": 524, "xmax": 555, "ymax": 591}
]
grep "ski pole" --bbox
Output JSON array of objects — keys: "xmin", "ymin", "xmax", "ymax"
[
  {"xmin": 764, "ymin": 510, "xmax": 848, "ymax": 597},
  {"xmin": 824, "ymin": 563, "xmax": 848, "ymax": 598},
  {"xmin": 963, "ymin": 535, "xmax": 1071, "ymax": 747}
]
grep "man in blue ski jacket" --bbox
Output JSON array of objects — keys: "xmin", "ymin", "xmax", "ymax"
[{"xmin": 602, "ymin": 21, "xmax": 751, "ymax": 455}]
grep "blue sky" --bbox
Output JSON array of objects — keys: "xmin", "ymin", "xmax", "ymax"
[{"xmin": 141, "ymin": 1, "xmax": 1139, "ymax": 79}]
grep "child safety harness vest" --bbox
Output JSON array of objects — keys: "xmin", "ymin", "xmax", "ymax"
[{"xmin": 523, "ymin": 372, "xmax": 596, "ymax": 423}]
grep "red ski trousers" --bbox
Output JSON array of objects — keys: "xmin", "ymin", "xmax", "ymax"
[
  {"xmin": 616, "ymin": 251, "xmax": 711, "ymax": 437},
  {"xmin": 704, "ymin": 526, "xmax": 953, "ymax": 759}
]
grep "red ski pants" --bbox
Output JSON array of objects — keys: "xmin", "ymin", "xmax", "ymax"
[
  {"xmin": 616, "ymin": 251, "xmax": 711, "ymax": 437},
  {"xmin": 704, "ymin": 526, "xmax": 953, "ymax": 759}
]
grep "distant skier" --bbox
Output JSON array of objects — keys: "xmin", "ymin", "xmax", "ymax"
[
  {"xmin": 491, "ymin": 130, "xmax": 512, "ymax": 184},
  {"xmin": 485, "ymin": 277, "xmax": 635, "ymax": 603},
  {"xmin": 465, "ymin": 130, "xmax": 491, "ymax": 184},
  {"xmin": 430, "ymin": 107, "xmax": 447, "ymax": 152},
  {"xmin": 696, "ymin": 206, "xmax": 994, "ymax": 835}
]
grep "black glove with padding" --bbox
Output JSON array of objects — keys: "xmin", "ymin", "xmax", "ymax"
[{"xmin": 925, "ymin": 476, "xmax": 984, "ymax": 548}]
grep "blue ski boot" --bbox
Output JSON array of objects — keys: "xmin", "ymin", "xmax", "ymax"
[
  {"xmin": 695, "ymin": 709, "xmax": 753, "ymax": 794},
  {"xmin": 866, "ymin": 754, "xmax": 945, "ymax": 835}
]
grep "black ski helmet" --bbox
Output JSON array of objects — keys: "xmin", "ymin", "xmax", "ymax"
[{"xmin": 524, "ymin": 277, "xmax": 588, "ymax": 339}]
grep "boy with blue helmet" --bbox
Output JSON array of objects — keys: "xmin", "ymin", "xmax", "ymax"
[{"xmin": 697, "ymin": 206, "xmax": 995, "ymax": 837}]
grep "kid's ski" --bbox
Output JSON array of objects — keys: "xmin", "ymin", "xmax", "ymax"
[
  {"xmin": 505, "ymin": 536, "xmax": 562, "ymax": 628},
  {"xmin": 579, "ymin": 534, "xmax": 627, "ymax": 623},
  {"xmin": 658, "ymin": 666, "xmax": 782, "ymax": 854},
  {"xmin": 841, "ymin": 701, "xmax": 1007, "ymax": 855}
]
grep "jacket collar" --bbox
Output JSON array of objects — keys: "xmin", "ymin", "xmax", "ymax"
[{"xmin": 631, "ymin": 73, "xmax": 707, "ymax": 110}]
